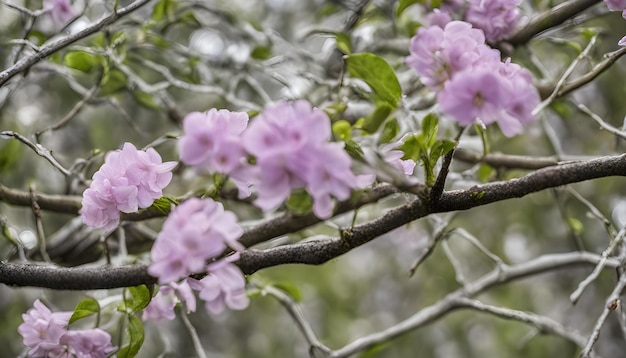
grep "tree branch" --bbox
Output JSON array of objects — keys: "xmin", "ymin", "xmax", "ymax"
[
  {"xmin": 505, "ymin": 0, "xmax": 601, "ymax": 46},
  {"xmin": 0, "ymin": 0, "xmax": 152, "ymax": 87}
]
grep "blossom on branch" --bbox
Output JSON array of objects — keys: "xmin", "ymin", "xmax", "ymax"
[
  {"xmin": 189, "ymin": 254, "xmax": 249, "ymax": 315},
  {"xmin": 147, "ymin": 198, "xmax": 244, "ymax": 284},
  {"xmin": 243, "ymin": 100, "xmax": 369, "ymax": 218},
  {"xmin": 143, "ymin": 279, "xmax": 197, "ymax": 321},
  {"xmin": 18, "ymin": 300, "xmax": 115, "ymax": 358},
  {"xmin": 465, "ymin": 0, "xmax": 522, "ymax": 42},
  {"xmin": 81, "ymin": 143, "xmax": 176, "ymax": 231}
]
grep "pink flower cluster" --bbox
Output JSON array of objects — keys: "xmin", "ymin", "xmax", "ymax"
[
  {"xmin": 407, "ymin": 21, "xmax": 540, "ymax": 137},
  {"xmin": 18, "ymin": 300, "xmax": 115, "ymax": 358},
  {"xmin": 178, "ymin": 109, "xmax": 254, "ymax": 197},
  {"xmin": 604, "ymin": 0, "xmax": 626, "ymax": 45},
  {"xmin": 146, "ymin": 198, "xmax": 249, "ymax": 317},
  {"xmin": 465, "ymin": 0, "xmax": 522, "ymax": 42},
  {"xmin": 81, "ymin": 143, "xmax": 176, "ymax": 231},
  {"xmin": 179, "ymin": 100, "xmax": 370, "ymax": 218}
]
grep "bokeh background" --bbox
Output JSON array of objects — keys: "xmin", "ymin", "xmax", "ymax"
[{"xmin": 1, "ymin": 0, "xmax": 626, "ymax": 357}]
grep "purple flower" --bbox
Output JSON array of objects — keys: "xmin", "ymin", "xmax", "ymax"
[
  {"xmin": 381, "ymin": 143, "xmax": 416, "ymax": 176},
  {"xmin": 143, "ymin": 279, "xmax": 196, "ymax": 321},
  {"xmin": 406, "ymin": 21, "xmax": 500, "ymax": 88},
  {"xmin": 465, "ymin": 0, "xmax": 522, "ymax": 42},
  {"xmin": 620, "ymin": 35, "xmax": 626, "ymax": 46},
  {"xmin": 605, "ymin": 0, "xmax": 626, "ymax": 11},
  {"xmin": 18, "ymin": 300, "xmax": 72, "ymax": 358},
  {"xmin": 59, "ymin": 329, "xmax": 116, "ymax": 358},
  {"xmin": 43, "ymin": 0, "xmax": 76, "ymax": 26},
  {"xmin": 242, "ymin": 100, "xmax": 367, "ymax": 217},
  {"xmin": 178, "ymin": 109, "xmax": 254, "ymax": 197},
  {"xmin": 148, "ymin": 198, "xmax": 244, "ymax": 284},
  {"xmin": 438, "ymin": 62, "xmax": 540, "ymax": 137},
  {"xmin": 81, "ymin": 143, "xmax": 176, "ymax": 231},
  {"xmin": 189, "ymin": 254, "xmax": 249, "ymax": 315}
]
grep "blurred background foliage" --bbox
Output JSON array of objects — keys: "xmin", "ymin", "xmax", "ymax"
[{"xmin": 1, "ymin": 0, "xmax": 626, "ymax": 357}]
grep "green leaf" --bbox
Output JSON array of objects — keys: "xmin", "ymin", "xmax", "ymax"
[
  {"xmin": 64, "ymin": 51, "xmax": 103, "ymax": 73},
  {"xmin": 477, "ymin": 163, "xmax": 495, "ymax": 182},
  {"xmin": 286, "ymin": 190, "xmax": 313, "ymax": 215},
  {"xmin": 344, "ymin": 139, "xmax": 365, "ymax": 161},
  {"xmin": 273, "ymin": 282, "xmax": 302, "ymax": 302},
  {"xmin": 421, "ymin": 113, "xmax": 439, "ymax": 148},
  {"xmin": 69, "ymin": 298, "xmax": 100, "ymax": 325},
  {"xmin": 399, "ymin": 134, "xmax": 423, "ymax": 162},
  {"xmin": 332, "ymin": 120, "xmax": 352, "ymax": 141},
  {"xmin": 119, "ymin": 285, "xmax": 152, "ymax": 314},
  {"xmin": 335, "ymin": 32, "xmax": 351, "ymax": 54},
  {"xmin": 100, "ymin": 69, "xmax": 127, "ymax": 95},
  {"xmin": 362, "ymin": 103, "xmax": 393, "ymax": 133},
  {"xmin": 396, "ymin": 0, "xmax": 420, "ymax": 17},
  {"xmin": 151, "ymin": 0, "xmax": 172, "ymax": 22},
  {"xmin": 429, "ymin": 139, "xmax": 457, "ymax": 166},
  {"xmin": 133, "ymin": 91, "xmax": 160, "ymax": 111},
  {"xmin": 0, "ymin": 139, "xmax": 22, "ymax": 173},
  {"xmin": 379, "ymin": 118, "xmax": 400, "ymax": 144},
  {"xmin": 346, "ymin": 53, "xmax": 402, "ymax": 107},
  {"xmin": 251, "ymin": 46, "xmax": 272, "ymax": 60},
  {"xmin": 150, "ymin": 196, "xmax": 178, "ymax": 215},
  {"xmin": 118, "ymin": 315, "xmax": 145, "ymax": 358},
  {"xmin": 567, "ymin": 217, "xmax": 584, "ymax": 234}
]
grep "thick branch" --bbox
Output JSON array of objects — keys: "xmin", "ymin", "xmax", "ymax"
[
  {"xmin": 505, "ymin": 0, "xmax": 601, "ymax": 46},
  {"xmin": 1, "ymin": 154, "xmax": 625, "ymax": 288},
  {"xmin": 0, "ymin": 0, "xmax": 152, "ymax": 87}
]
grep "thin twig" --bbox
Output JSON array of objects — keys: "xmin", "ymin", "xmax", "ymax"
[
  {"xmin": 570, "ymin": 227, "xmax": 626, "ymax": 304},
  {"xmin": 580, "ymin": 269, "xmax": 626, "ymax": 357},
  {"xmin": 29, "ymin": 185, "xmax": 51, "ymax": 262},
  {"xmin": 263, "ymin": 285, "xmax": 331, "ymax": 356},
  {"xmin": 180, "ymin": 310, "xmax": 208, "ymax": 358},
  {"xmin": 577, "ymin": 103, "xmax": 626, "ymax": 140},
  {"xmin": 0, "ymin": 0, "xmax": 153, "ymax": 87},
  {"xmin": 0, "ymin": 131, "xmax": 72, "ymax": 176}
]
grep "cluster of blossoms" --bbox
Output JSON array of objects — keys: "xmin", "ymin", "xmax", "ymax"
[
  {"xmin": 145, "ymin": 198, "xmax": 249, "ymax": 318},
  {"xmin": 179, "ymin": 100, "xmax": 372, "ymax": 219},
  {"xmin": 406, "ymin": 21, "xmax": 540, "ymax": 137},
  {"xmin": 19, "ymin": 300, "xmax": 115, "ymax": 358},
  {"xmin": 81, "ymin": 143, "xmax": 176, "ymax": 231},
  {"xmin": 464, "ymin": 0, "xmax": 522, "ymax": 42},
  {"xmin": 604, "ymin": 0, "xmax": 626, "ymax": 45}
]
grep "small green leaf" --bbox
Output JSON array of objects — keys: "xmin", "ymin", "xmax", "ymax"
[
  {"xmin": 567, "ymin": 217, "xmax": 584, "ymax": 234},
  {"xmin": 396, "ymin": 0, "xmax": 420, "ymax": 17},
  {"xmin": 119, "ymin": 285, "xmax": 152, "ymax": 314},
  {"xmin": 100, "ymin": 69, "xmax": 127, "ymax": 95},
  {"xmin": 362, "ymin": 103, "xmax": 393, "ymax": 133},
  {"xmin": 273, "ymin": 282, "xmax": 302, "ymax": 302},
  {"xmin": 0, "ymin": 139, "xmax": 22, "ymax": 173},
  {"xmin": 251, "ymin": 46, "xmax": 272, "ymax": 60},
  {"xmin": 64, "ymin": 51, "xmax": 103, "ymax": 73},
  {"xmin": 133, "ymin": 91, "xmax": 160, "ymax": 111},
  {"xmin": 151, "ymin": 0, "xmax": 172, "ymax": 22},
  {"xmin": 344, "ymin": 139, "xmax": 365, "ymax": 161},
  {"xmin": 346, "ymin": 53, "xmax": 402, "ymax": 107},
  {"xmin": 421, "ymin": 113, "xmax": 439, "ymax": 148},
  {"xmin": 118, "ymin": 315, "xmax": 145, "ymax": 358},
  {"xmin": 69, "ymin": 298, "xmax": 100, "ymax": 325},
  {"xmin": 379, "ymin": 118, "xmax": 400, "ymax": 144},
  {"xmin": 332, "ymin": 120, "xmax": 352, "ymax": 141},
  {"xmin": 429, "ymin": 139, "xmax": 457, "ymax": 165},
  {"xmin": 150, "ymin": 196, "xmax": 178, "ymax": 215},
  {"xmin": 477, "ymin": 163, "xmax": 495, "ymax": 182},
  {"xmin": 335, "ymin": 32, "xmax": 351, "ymax": 54},
  {"xmin": 286, "ymin": 190, "xmax": 313, "ymax": 215},
  {"xmin": 399, "ymin": 134, "xmax": 423, "ymax": 162}
]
